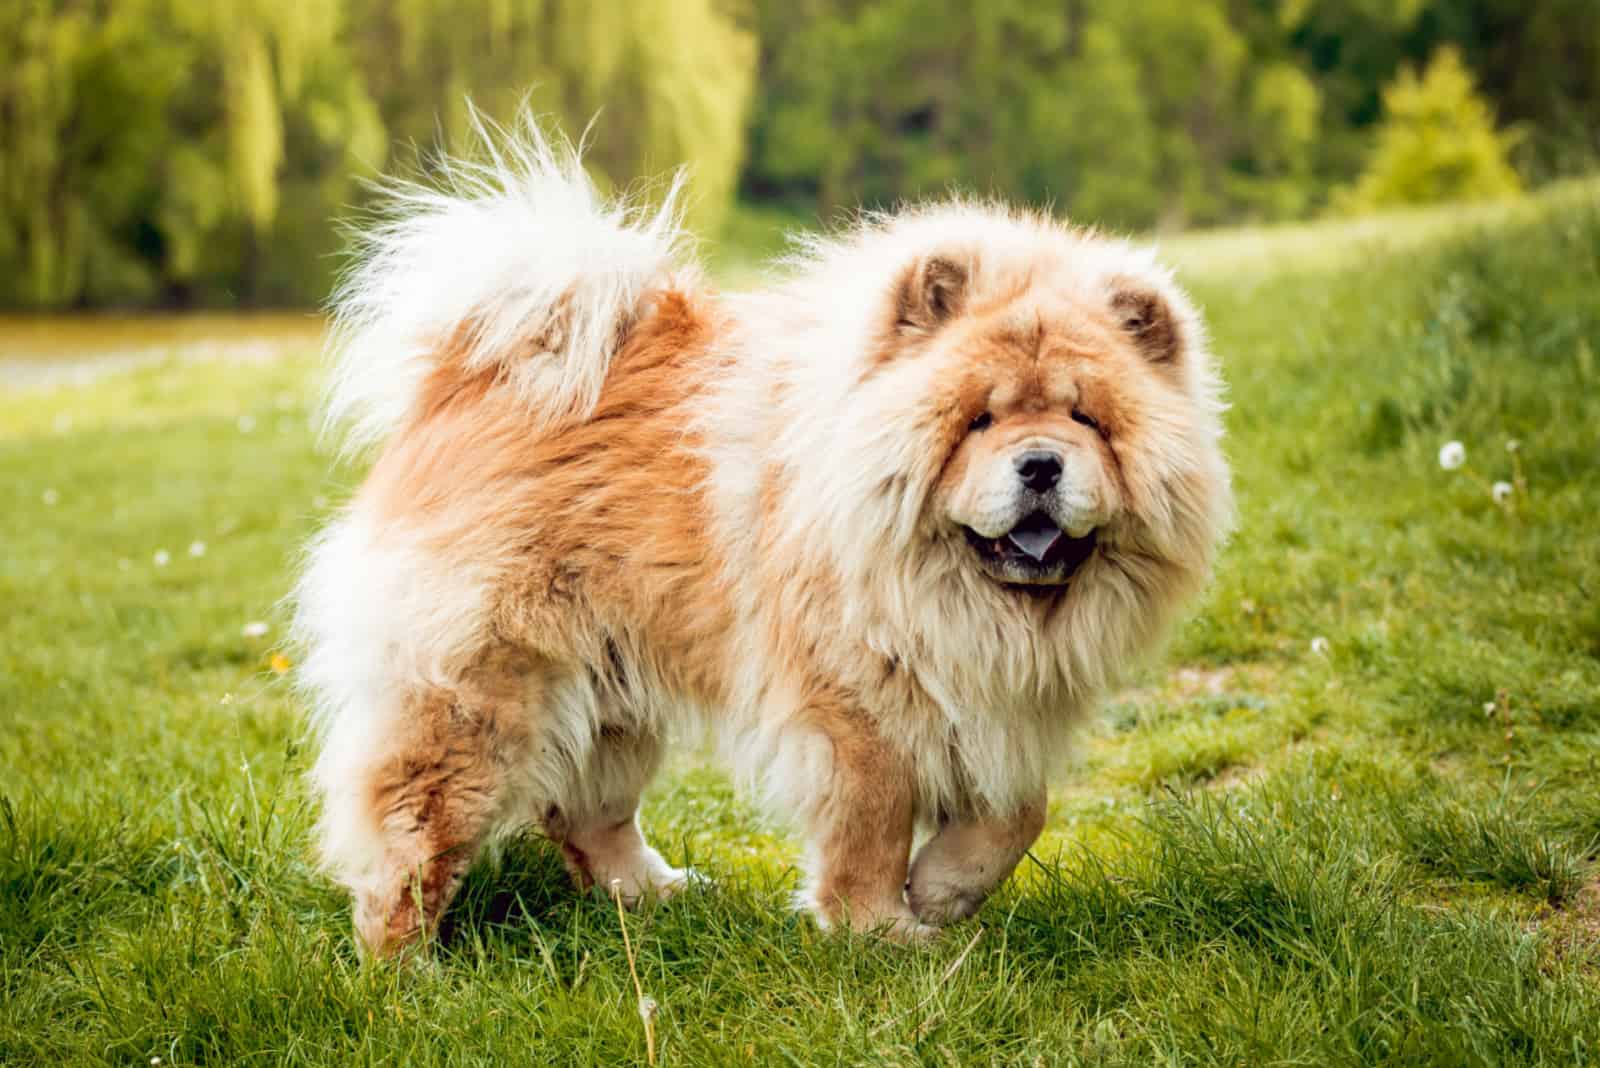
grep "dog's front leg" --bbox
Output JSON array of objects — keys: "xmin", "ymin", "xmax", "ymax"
[
  {"xmin": 795, "ymin": 703, "xmax": 931, "ymax": 940},
  {"xmin": 906, "ymin": 793, "xmax": 1046, "ymax": 925}
]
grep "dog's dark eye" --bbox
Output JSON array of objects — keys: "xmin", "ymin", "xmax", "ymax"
[
  {"xmin": 1071, "ymin": 409, "xmax": 1100, "ymax": 433},
  {"xmin": 968, "ymin": 411, "xmax": 993, "ymax": 432}
]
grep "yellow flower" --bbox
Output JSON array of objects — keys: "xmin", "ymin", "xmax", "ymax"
[{"xmin": 269, "ymin": 653, "xmax": 293, "ymax": 675}]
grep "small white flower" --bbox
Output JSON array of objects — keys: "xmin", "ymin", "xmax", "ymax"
[
  {"xmin": 237, "ymin": 414, "xmax": 257, "ymax": 433},
  {"xmin": 1438, "ymin": 441, "xmax": 1466, "ymax": 470},
  {"xmin": 1505, "ymin": 439, "xmax": 1520, "ymax": 453},
  {"xmin": 1310, "ymin": 636, "xmax": 1330, "ymax": 656},
  {"xmin": 1492, "ymin": 481, "xmax": 1513, "ymax": 504},
  {"xmin": 1484, "ymin": 701, "xmax": 1497, "ymax": 716},
  {"xmin": 151, "ymin": 1058, "xmax": 162, "ymax": 1067},
  {"xmin": 41, "ymin": 488, "xmax": 59, "ymax": 506},
  {"xmin": 188, "ymin": 540, "xmax": 207, "ymax": 557},
  {"xmin": 241, "ymin": 621, "xmax": 270, "ymax": 639},
  {"xmin": 153, "ymin": 549, "xmax": 170, "ymax": 567}
]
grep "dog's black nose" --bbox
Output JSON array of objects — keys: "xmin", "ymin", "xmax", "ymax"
[{"xmin": 1015, "ymin": 451, "xmax": 1063, "ymax": 492}]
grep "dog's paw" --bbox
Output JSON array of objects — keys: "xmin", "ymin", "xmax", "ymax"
[
  {"xmin": 798, "ymin": 891, "xmax": 940, "ymax": 943},
  {"xmin": 904, "ymin": 868, "xmax": 987, "ymax": 926},
  {"xmin": 881, "ymin": 915, "xmax": 943, "ymax": 944},
  {"xmin": 598, "ymin": 860, "xmax": 696, "ymax": 907}
]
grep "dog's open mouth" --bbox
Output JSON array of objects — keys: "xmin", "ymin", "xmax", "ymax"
[{"xmin": 963, "ymin": 512, "xmax": 1097, "ymax": 588}]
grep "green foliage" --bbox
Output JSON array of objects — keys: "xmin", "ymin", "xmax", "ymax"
[
  {"xmin": 745, "ymin": 0, "xmax": 1598, "ymax": 230},
  {"xmin": 350, "ymin": 0, "xmax": 754, "ymax": 233},
  {"xmin": 3, "ymin": 1, "xmax": 1600, "ymax": 309},
  {"xmin": 1338, "ymin": 47, "xmax": 1523, "ymax": 211},
  {"xmin": 0, "ymin": 0, "xmax": 754, "ymax": 309},
  {"xmin": 743, "ymin": 0, "xmax": 1263, "ymax": 229}
]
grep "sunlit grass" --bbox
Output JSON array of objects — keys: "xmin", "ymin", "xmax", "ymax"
[
  {"xmin": 1161, "ymin": 176, "xmax": 1600, "ymax": 278},
  {"xmin": 3, "ymin": 183, "xmax": 1599, "ymax": 1064}
]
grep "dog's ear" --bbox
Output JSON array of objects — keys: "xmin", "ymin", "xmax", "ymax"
[
  {"xmin": 1110, "ymin": 281, "xmax": 1183, "ymax": 364},
  {"xmin": 894, "ymin": 255, "xmax": 969, "ymax": 332}
]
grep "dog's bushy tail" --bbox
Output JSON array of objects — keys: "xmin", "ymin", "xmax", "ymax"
[{"xmin": 322, "ymin": 110, "xmax": 690, "ymax": 452}]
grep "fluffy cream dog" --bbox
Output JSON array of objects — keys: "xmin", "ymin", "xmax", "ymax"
[{"xmin": 294, "ymin": 118, "xmax": 1232, "ymax": 956}]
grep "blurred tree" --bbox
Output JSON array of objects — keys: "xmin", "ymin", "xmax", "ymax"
[
  {"xmin": 742, "ymin": 0, "xmax": 1336, "ymax": 229},
  {"xmin": 0, "ymin": 0, "xmax": 751, "ymax": 308},
  {"xmin": 347, "ymin": 0, "xmax": 753, "ymax": 234},
  {"xmin": 1336, "ymin": 46, "xmax": 1522, "ymax": 211},
  {"xmin": 1233, "ymin": 61, "xmax": 1323, "ymax": 219},
  {"xmin": 1, "ymin": 0, "xmax": 174, "ymax": 305},
  {"xmin": 1016, "ymin": 22, "xmax": 1161, "ymax": 231},
  {"xmin": 1417, "ymin": 0, "xmax": 1600, "ymax": 182},
  {"xmin": 744, "ymin": 1, "xmax": 1171, "ymax": 222}
]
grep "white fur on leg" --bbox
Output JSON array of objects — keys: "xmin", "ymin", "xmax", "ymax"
[{"xmin": 565, "ymin": 813, "xmax": 688, "ymax": 905}]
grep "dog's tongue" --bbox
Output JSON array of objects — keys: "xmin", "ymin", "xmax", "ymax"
[{"xmin": 1005, "ymin": 514, "xmax": 1064, "ymax": 563}]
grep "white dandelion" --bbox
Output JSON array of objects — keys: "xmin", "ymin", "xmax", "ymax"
[
  {"xmin": 1310, "ymin": 636, "xmax": 1330, "ymax": 656},
  {"xmin": 188, "ymin": 540, "xmax": 207, "ymax": 557},
  {"xmin": 241, "ymin": 621, "xmax": 270, "ymax": 639},
  {"xmin": 1492, "ymin": 481, "xmax": 1513, "ymax": 504},
  {"xmin": 1505, "ymin": 439, "xmax": 1520, "ymax": 453},
  {"xmin": 1438, "ymin": 441, "xmax": 1466, "ymax": 471},
  {"xmin": 153, "ymin": 549, "xmax": 170, "ymax": 567}
]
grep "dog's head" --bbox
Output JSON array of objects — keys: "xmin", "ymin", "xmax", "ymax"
[
  {"xmin": 727, "ymin": 206, "xmax": 1232, "ymax": 701},
  {"xmin": 897, "ymin": 254, "xmax": 1211, "ymax": 593},
  {"xmin": 816, "ymin": 211, "xmax": 1229, "ymax": 607}
]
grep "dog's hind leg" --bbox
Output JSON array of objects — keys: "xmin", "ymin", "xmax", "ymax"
[
  {"xmin": 320, "ymin": 651, "xmax": 536, "ymax": 959},
  {"xmin": 905, "ymin": 792, "xmax": 1046, "ymax": 926},
  {"xmin": 553, "ymin": 724, "xmax": 687, "ymax": 905}
]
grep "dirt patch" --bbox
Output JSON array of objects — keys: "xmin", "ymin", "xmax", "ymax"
[{"xmin": 1533, "ymin": 875, "xmax": 1600, "ymax": 975}]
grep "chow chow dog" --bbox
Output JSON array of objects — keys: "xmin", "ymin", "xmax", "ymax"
[{"xmin": 294, "ymin": 117, "xmax": 1232, "ymax": 956}]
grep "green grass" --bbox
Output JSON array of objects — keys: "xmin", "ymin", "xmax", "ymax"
[{"xmin": 4, "ymin": 186, "xmax": 1600, "ymax": 1064}]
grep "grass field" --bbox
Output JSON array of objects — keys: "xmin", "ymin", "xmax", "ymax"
[{"xmin": 4, "ymin": 185, "xmax": 1600, "ymax": 1065}]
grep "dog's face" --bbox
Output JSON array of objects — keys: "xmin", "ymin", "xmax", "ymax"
[
  {"xmin": 856, "ymin": 242, "xmax": 1224, "ymax": 600},
  {"xmin": 937, "ymin": 351, "xmax": 1116, "ymax": 589}
]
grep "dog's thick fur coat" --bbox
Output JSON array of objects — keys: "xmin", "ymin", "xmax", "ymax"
[{"xmin": 295, "ymin": 118, "xmax": 1232, "ymax": 955}]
